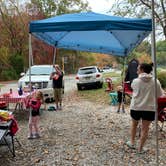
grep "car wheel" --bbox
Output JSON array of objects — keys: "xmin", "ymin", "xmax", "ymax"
[
  {"xmin": 45, "ymin": 98, "xmax": 51, "ymax": 103},
  {"xmin": 77, "ymin": 85, "xmax": 82, "ymax": 90},
  {"xmin": 98, "ymin": 83, "xmax": 103, "ymax": 89}
]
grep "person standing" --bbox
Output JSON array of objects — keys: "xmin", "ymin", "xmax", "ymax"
[
  {"xmin": 126, "ymin": 63, "xmax": 165, "ymax": 153},
  {"xmin": 27, "ymin": 91, "xmax": 43, "ymax": 139},
  {"xmin": 125, "ymin": 58, "xmax": 139, "ymax": 85},
  {"xmin": 116, "ymin": 85, "xmax": 125, "ymax": 113},
  {"xmin": 50, "ymin": 64, "xmax": 63, "ymax": 110}
]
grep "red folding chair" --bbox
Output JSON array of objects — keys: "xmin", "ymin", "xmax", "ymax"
[
  {"xmin": 0, "ymin": 101, "xmax": 8, "ymax": 110},
  {"xmin": 123, "ymin": 82, "xmax": 133, "ymax": 98},
  {"xmin": 158, "ymin": 97, "xmax": 166, "ymax": 131}
]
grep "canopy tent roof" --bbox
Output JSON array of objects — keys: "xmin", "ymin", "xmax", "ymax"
[{"xmin": 29, "ymin": 12, "xmax": 152, "ymax": 56}]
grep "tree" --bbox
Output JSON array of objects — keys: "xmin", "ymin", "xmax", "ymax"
[
  {"xmin": 26, "ymin": 0, "xmax": 90, "ymax": 17},
  {"xmin": 156, "ymin": 40, "xmax": 166, "ymax": 66},
  {"xmin": 0, "ymin": 0, "xmax": 30, "ymax": 77},
  {"xmin": 25, "ymin": 0, "xmax": 90, "ymax": 69},
  {"xmin": 0, "ymin": 0, "xmax": 90, "ymax": 80},
  {"xmin": 111, "ymin": 0, "xmax": 166, "ymax": 40}
]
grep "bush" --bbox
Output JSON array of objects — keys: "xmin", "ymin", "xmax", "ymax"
[
  {"xmin": 1, "ymin": 69, "xmax": 17, "ymax": 81},
  {"xmin": 9, "ymin": 53, "xmax": 24, "ymax": 76},
  {"xmin": 157, "ymin": 71, "xmax": 166, "ymax": 89}
]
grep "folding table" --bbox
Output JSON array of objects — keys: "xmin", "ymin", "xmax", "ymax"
[{"xmin": 0, "ymin": 92, "xmax": 31, "ymax": 111}]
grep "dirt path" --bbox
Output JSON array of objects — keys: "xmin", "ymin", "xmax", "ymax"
[{"xmin": 0, "ymin": 90, "xmax": 166, "ymax": 166}]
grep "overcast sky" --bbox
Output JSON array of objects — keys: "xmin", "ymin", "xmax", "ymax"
[{"xmin": 85, "ymin": 0, "xmax": 115, "ymax": 14}]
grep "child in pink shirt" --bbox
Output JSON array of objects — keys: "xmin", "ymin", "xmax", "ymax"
[{"xmin": 27, "ymin": 91, "xmax": 43, "ymax": 139}]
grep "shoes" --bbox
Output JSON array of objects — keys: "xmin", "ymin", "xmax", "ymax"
[
  {"xmin": 137, "ymin": 148, "xmax": 148, "ymax": 154},
  {"xmin": 27, "ymin": 134, "xmax": 33, "ymax": 139},
  {"xmin": 58, "ymin": 106, "xmax": 62, "ymax": 110},
  {"xmin": 125, "ymin": 141, "xmax": 136, "ymax": 149},
  {"xmin": 34, "ymin": 133, "xmax": 41, "ymax": 138},
  {"xmin": 57, "ymin": 105, "xmax": 62, "ymax": 110},
  {"xmin": 28, "ymin": 133, "xmax": 41, "ymax": 139},
  {"xmin": 117, "ymin": 110, "xmax": 125, "ymax": 113}
]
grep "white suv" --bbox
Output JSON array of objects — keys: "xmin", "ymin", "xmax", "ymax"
[
  {"xmin": 76, "ymin": 66, "xmax": 103, "ymax": 90},
  {"xmin": 18, "ymin": 65, "xmax": 56, "ymax": 103}
]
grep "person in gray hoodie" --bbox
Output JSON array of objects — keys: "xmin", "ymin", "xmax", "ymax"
[{"xmin": 126, "ymin": 63, "xmax": 165, "ymax": 153}]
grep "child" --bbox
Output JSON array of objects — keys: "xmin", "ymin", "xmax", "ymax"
[
  {"xmin": 116, "ymin": 85, "xmax": 125, "ymax": 113},
  {"xmin": 27, "ymin": 91, "xmax": 43, "ymax": 139}
]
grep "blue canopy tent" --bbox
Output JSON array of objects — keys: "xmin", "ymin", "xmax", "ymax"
[
  {"xmin": 29, "ymin": 12, "xmax": 152, "ymax": 57},
  {"xmin": 29, "ymin": 8, "xmax": 160, "ymax": 165}
]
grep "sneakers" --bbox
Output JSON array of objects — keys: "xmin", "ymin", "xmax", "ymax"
[
  {"xmin": 58, "ymin": 106, "xmax": 62, "ymax": 110},
  {"xmin": 27, "ymin": 134, "xmax": 33, "ymax": 139},
  {"xmin": 57, "ymin": 105, "xmax": 62, "ymax": 110},
  {"xmin": 125, "ymin": 141, "xmax": 148, "ymax": 154},
  {"xmin": 116, "ymin": 110, "xmax": 125, "ymax": 113},
  {"xmin": 34, "ymin": 133, "xmax": 41, "ymax": 138},
  {"xmin": 28, "ymin": 133, "xmax": 41, "ymax": 139},
  {"xmin": 125, "ymin": 141, "xmax": 136, "ymax": 149},
  {"xmin": 137, "ymin": 148, "xmax": 148, "ymax": 154}
]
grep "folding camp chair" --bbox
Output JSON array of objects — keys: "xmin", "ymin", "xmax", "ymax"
[
  {"xmin": 109, "ymin": 92, "xmax": 118, "ymax": 106},
  {"xmin": 123, "ymin": 82, "xmax": 133, "ymax": 98},
  {"xmin": 158, "ymin": 97, "xmax": 166, "ymax": 131}
]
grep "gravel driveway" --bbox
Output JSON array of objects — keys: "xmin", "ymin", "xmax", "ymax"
[{"xmin": 0, "ymin": 78, "xmax": 166, "ymax": 166}]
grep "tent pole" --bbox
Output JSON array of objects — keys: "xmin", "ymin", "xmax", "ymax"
[
  {"xmin": 122, "ymin": 56, "xmax": 127, "ymax": 111},
  {"xmin": 53, "ymin": 47, "xmax": 56, "ymax": 65},
  {"xmin": 29, "ymin": 34, "xmax": 32, "ymax": 91},
  {"xmin": 151, "ymin": 0, "xmax": 159, "ymax": 165},
  {"xmin": 29, "ymin": 33, "xmax": 32, "ymax": 119}
]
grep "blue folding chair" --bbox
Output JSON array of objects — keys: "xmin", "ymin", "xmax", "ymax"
[{"xmin": 109, "ymin": 92, "xmax": 118, "ymax": 106}]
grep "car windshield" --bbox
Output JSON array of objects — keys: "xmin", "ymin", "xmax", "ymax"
[
  {"xmin": 26, "ymin": 66, "xmax": 55, "ymax": 75},
  {"xmin": 78, "ymin": 67, "xmax": 96, "ymax": 75}
]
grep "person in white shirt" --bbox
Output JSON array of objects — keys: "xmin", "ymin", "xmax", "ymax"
[{"xmin": 126, "ymin": 63, "xmax": 165, "ymax": 153}]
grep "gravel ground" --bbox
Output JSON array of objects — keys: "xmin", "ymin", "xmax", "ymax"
[{"xmin": 0, "ymin": 90, "xmax": 166, "ymax": 166}]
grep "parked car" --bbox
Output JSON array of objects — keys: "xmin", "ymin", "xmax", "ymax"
[
  {"xmin": 18, "ymin": 65, "xmax": 64, "ymax": 103},
  {"xmin": 102, "ymin": 66, "xmax": 115, "ymax": 73},
  {"xmin": 75, "ymin": 66, "xmax": 103, "ymax": 90}
]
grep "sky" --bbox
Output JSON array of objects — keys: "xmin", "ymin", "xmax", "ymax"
[{"xmin": 85, "ymin": 0, "xmax": 115, "ymax": 14}]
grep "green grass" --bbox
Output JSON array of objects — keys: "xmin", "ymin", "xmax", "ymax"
[
  {"xmin": 76, "ymin": 71, "xmax": 122, "ymax": 105},
  {"xmin": 76, "ymin": 82, "xmax": 118, "ymax": 105},
  {"xmin": 102, "ymin": 71, "xmax": 121, "ymax": 78},
  {"xmin": 77, "ymin": 87, "xmax": 110, "ymax": 105}
]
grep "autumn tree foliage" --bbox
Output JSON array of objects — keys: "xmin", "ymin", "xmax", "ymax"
[
  {"xmin": 0, "ymin": 0, "xmax": 90, "ymax": 80},
  {"xmin": 111, "ymin": 0, "xmax": 166, "ymax": 40}
]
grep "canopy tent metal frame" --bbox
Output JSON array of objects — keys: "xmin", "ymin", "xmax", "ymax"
[
  {"xmin": 28, "ymin": 1, "xmax": 159, "ymax": 164},
  {"xmin": 151, "ymin": 0, "xmax": 159, "ymax": 165}
]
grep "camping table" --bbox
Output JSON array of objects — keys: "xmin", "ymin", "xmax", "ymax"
[
  {"xmin": 0, "ymin": 119, "xmax": 15, "ymax": 157},
  {"xmin": 0, "ymin": 92, "xmax": 31, "ymax": 111}
]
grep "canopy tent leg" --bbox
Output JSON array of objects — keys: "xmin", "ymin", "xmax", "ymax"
[
  {"xmin": 29, "ymin": 34, "xmax": 32, "ymax": 92},
  {"xmin": 151, "ymin": 0, "xmax": 159, "ymax": 165},
  {"xmin": 121, "ymin": 56, "xmax": 127, "ymax": 112},
  {"xmin": 53, "ymin": 47, "xmax": 57, "ymax": 66},
  {"xmin": 28, "ymin": 33, "xmax": 32, "ymax": 118}
]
